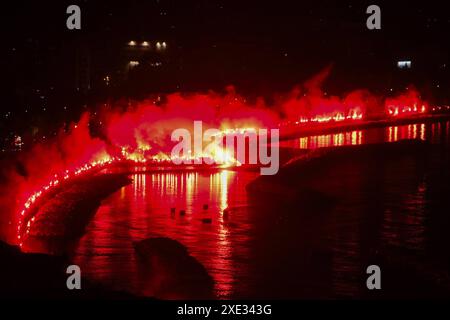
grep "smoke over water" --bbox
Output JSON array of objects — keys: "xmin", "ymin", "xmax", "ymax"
[
  {"xmin": 0, "ymin": 68, "xmax": 429, "ymax": 244},
  {"xmin": 280, "ymin": 67, "xmax": 379, "ymax": 122}
]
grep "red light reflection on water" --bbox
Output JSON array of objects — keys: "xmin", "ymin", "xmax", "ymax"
[
  {"xmin": 387, "ymin": 123, "xmax": 426, "ymax": 142},
  {"xmin": 296, "ymin": 130, "xmax": 364, "ymax": 149},
  {"xmin": 73, "ymin": 170, "xmax": 257, "ymax": 298},
  {"xmin": 286, "ymin": 122, "xmax": 441, "ymax": 150}
]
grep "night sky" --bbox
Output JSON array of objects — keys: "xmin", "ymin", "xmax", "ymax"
[{"xmin": 1, "ymin": 0, "xmax": 449, "ymax": 140}]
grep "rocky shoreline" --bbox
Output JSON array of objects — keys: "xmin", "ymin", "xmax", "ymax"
[
  {"xmin": 0, "ymin": 240, "xmax": 138, "ymax": 299},
  {"xmin": 21, "ymin": 173, "xmax": 132, "ymax": 254}
]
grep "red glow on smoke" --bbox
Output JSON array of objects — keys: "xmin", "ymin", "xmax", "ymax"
[
  {"xmin": 104, "ymin": 86, "xmax": 278, "ymax": 161},
  {"xmin": 385, "ymin": 87, "xmax": 428, "ymax": 117},
  {"xmin": 7, "ymin": 114, "xmax": 113, "ymax": 245},
  {"xmin": 279, "ymin": 67, "xmax": 374, "ymax": 125},
  {"xmin": 0, "ymin": 68, "xmax": 437, "ymax": 247}
]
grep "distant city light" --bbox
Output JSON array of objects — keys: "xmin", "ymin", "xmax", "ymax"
[
  {"xmin": 14, "ymin": 135, "xmax": 24, "ymax": 151},
  {"xmin": 128, "ymin": 40, "xmax": 137, "ymax": 46},
  {"xmin": 142, "ymin": 41, "xmax": 150, "ymax": 47},
  {"xmin": 162, "ymin": 42, "xmax": 167, "ymax": 48},
  {"xmin": 129, "ymin": 61, "xmax": 139, "ymax": 67},
  {"xmin": 156, "ymin": 42, "xmax": 161, "ymax": 50},
  {"xmin": 397, "ymin": 60, "xmax": 412, "ymax": 69}
]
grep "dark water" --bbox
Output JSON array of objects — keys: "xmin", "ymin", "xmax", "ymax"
[{"xmin": 72, "ymin": 120, "xmax": 450, "ymax": 299}]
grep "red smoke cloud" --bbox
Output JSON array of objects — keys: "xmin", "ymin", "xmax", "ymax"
[
  {"xmin": 279, "ymin": 67, "xmax": 379, "ymax": 122},
  {"xmin": 385, "ymin": 86, "xmax": 428, "ymax": 117},
  {"xmin": 103, "ymin": 86, "xmax": 279, "ymax": 157},
  {"xmin": 0, "ymin": 114, "xmax": 109, "ymax": 242}
]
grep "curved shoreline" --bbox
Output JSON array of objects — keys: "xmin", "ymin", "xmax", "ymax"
[
  {"xmin": 280, "ymin": 113, "xmax": 450, "ymax": 140},
  {"xmin": 21, "ymin": 173, "xmax": 132, "ymax": 254}
]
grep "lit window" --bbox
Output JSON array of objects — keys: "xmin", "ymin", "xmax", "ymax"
[{"xmin": 397, "ymin": 60, "xmax": 412, "ymax": 69}]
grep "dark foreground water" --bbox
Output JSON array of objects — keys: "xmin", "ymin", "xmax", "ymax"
[{"xmin": 72, "ymin": 120, "xmax": 450, "ymax": 299}]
